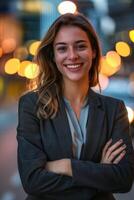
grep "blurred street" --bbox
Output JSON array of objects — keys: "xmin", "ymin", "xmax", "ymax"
[{"xmin": 0, "ymin": 104, "xmax": 26, "ymax": 200}]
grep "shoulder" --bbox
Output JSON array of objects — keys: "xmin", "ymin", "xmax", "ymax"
[
  {"xmin": 97, "ymin": 92, "xmax": 123, "ymax": 105},
  {"xmin": 90, "ymin": 89, "xmax": 126, "ymax": 112},
  {"xmin": 19, "ymin": 90, "xmax": 38, "ymax": 103},
  {"xmin": 18, "ymin": 91, "xmax": 38, "ymax": 112},
  {"xmin": 91, "ymin": 90, "xmax": 128, "ymax": 124}
]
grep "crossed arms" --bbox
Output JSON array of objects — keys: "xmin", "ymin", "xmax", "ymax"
[{"xmin": 17, "ymin": 94, "xmax": 134, "ymax": 197}]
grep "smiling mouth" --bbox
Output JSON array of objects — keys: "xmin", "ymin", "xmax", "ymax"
[{"xmin": 64, "ymin": 63, "xmax": 82, "ymax": 69}]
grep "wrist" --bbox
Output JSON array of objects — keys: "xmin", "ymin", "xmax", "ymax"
[{"xmin": 65, "ymin": 159, "xmax": 72, "ymax": 176}]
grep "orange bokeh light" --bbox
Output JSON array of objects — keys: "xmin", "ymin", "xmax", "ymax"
[
  {"xmin": 100, "ymin": 56, "xmax": 120, "ymax": 76},
  {"xmin": 93, "ymin": 73, "xmax": 109, "ymax": 91},
  {"xmin": 2, "ymin": 38, "xmax": 16, "ymax": 54},
  {"xmin": 115, "ymin": 41, "xmax": 131, "ymax": 57},
  {"xmin": 106, "ymin": 51, "xmax": 121, "ymax": 68},
  {"xmin": 129, "ymin": 30, "xmax": 134, "ymax": 43},
  {"xmin": 29, "ymin": 41, "xmax": 41, "ymax": 56},
  {"xmin": 18, "ymin": 60, "xmax": 32, "ymax": 77},
  {"xmin": 5, "ymin": 58, "xmax": 20, "ymax": 74},
  {"xmin": 24, "ymin": 63, "xmax": 39, "ymax": 79}
]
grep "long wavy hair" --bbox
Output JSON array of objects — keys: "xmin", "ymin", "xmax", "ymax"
[{"xmin": 32, "ymin": 13, "xmax": 101, "ymax": 119}]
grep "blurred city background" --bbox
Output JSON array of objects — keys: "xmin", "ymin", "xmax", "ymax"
[{"xmin": 0, "ymin": 0, "xmax": 134, "ymax": 200}]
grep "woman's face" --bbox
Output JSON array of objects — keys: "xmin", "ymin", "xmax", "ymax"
[{"xmin": 53, "ymin": 25, "xmax": 96, "ymax": 84}]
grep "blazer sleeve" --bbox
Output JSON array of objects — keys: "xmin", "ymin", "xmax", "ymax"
[
  {"xmin": 17, "ymin": 93, "xmax": 97, "ymax": 197},
  {"xmin": 71, "ymin": 100, "xmax": 134, "ymax": 193}
]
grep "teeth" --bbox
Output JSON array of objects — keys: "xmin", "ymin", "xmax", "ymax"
[{"xmin": 66, "ymin": 64, "xmax": 81, "ymax": 69}]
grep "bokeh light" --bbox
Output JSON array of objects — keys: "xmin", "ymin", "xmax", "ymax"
[
  {"xmin": 126, "ymin": 106, "xmax": 134, "ymax": 123},
  {"xmin": 24, "ymin": 63, "xmax": 39, "ymax": 79},
  {"xmin": 29, "ymin": 41, "xmax": 41, "ymax": 56},
  {"xmin": 115, "ymin": 41, "xmax": 131, "ymax": 57},
  {"xmin": 17, "ymin": 0, "xmax": 42, "ymax": 13},
  {"xmin": 93, "ymin": 73, "xmax": 109, "ymax": 91},
  {"xmin": 58, "ymin": 1, "xmax": 77, "ymax": 14},
  {"xmin": 100, "ymin": 56, "xmax": 120, "ymax": 76},
  {"xmin": 100, "ymin": 16, "xmax": 116, "ymax": 35},
  {"xmin": 0, "ymin": 15, "xmax": 22, "ymax": 56},
  {"xmin": 106, "ymin": 51, "xmax": 121, "ymax": 68},
  {"xmin": 129, "ymin": 30, "xmax": 134, "ymax": 42},
  {"xmin": 2, "ymin": 38, "xmax": 17, "ymax": 54},
  {"xmin": 5, "ymin": 58, "xmax": 20, "ymax": 75},
  {"xmin": 18, "ymin": 60, "xmax": 32, "ymax": 77}
]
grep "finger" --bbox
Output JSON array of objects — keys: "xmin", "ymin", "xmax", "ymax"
[
  {"xmin": 113, "ymin": 150, "xmax": 126, "ymax": 164},
  {"xmin": 108, "ymin": 144, "xmax": 126, "ymax": 162},
  {"xmin": 102, "ymin": 139, "xmax": 112, "ymax": 156},
  {"xmin": 105, "ymin": 139, "xmax": 123, "ymax": 159}
]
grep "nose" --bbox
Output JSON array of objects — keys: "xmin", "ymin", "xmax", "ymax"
[{"xmin": 68, "ymin": 47, "xmax": 78, "ymax": 60}]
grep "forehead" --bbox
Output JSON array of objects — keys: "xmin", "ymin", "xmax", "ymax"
[{"xmin": 54, "ymin": 25, "xmax": 90, "ymax": 44}]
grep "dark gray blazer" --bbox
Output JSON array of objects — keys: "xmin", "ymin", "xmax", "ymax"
[{"xmin": 17, "ymin": 89, "xmax": 134, "ymax": 200}]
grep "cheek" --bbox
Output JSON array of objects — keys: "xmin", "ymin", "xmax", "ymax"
[
  {"xmin": 80, "ymin": 50, "xmax": 92, "ymax": 59},
  {"xmin": 54, "ymin": 52, "xmax": 62, "ymax": 64},
  {"xmin": 54, "ymin": 57, "xmax": 64, "ymax": 73},
  {"xmin": 86, "ymin": 52, "xmax": 95, "ymax": 64}
]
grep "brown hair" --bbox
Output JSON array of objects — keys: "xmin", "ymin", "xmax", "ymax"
[{"xmin": 32, "ymin": 12, "xmax": 101, "ymax": 119}]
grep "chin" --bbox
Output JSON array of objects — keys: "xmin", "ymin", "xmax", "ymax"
[{"xmin": 67, "ymin": 76, "xmax": 85, "ymax": 82}]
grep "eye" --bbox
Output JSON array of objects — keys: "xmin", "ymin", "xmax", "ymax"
[
  {"xmin": 56, "ymin": 46, "xmax": 67, "ymax": 52},
  {"xmin": 77, "ymin": 44, "xmax": 87, "ymax": 50}
]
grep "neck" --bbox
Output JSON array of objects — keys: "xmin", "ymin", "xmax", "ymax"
[{"xmin": 63, "ymin": 79, "xmax": 89, "ymax": 105}]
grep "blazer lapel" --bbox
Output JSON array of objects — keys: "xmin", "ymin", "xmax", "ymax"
[
  {"xmin": 51, "ymin": 89, "xmax": 105, "ymax": 160},
  {"xmin": 80, "ymin": 89, "xmax": 105, "ymax": 160},
  {"xmin": 52, "ymin": 98, "xmax": 73, "ymax": 158}
]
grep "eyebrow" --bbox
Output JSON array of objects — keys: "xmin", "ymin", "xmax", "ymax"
[{"xmin": 54, "ymin": 40, "xmax": 87, "ymax": 46}]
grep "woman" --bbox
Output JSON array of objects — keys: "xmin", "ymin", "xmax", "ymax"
[{"xmin": 17, "ymin": 13, "xmax": 134, "ymax": 200}]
